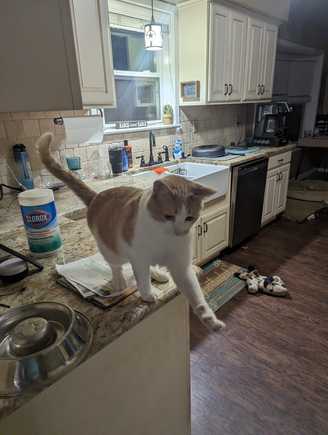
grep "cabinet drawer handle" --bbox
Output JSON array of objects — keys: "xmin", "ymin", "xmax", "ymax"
[
  {"xmin": 198, "ymin": 224, "xmax": 203, "ymax": 237},
  {"xmin": 261, "ymin": 84, "xmax": 265, "ymax": 95},
  {"xmin": 203, "ymin": 223, "xmax": 208, "ymax": 233},
  {"xmin": 228, "ymin": 84, "xmax": 233, "ymax": 95},
  {"xmin": 224, "ymin": 84, "xmax": 228, "ymax": 96},
  {"xmin": 278, "ymin": 158, "xmax": 284, "ymax": 163}
]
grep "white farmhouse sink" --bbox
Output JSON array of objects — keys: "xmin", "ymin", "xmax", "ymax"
[{"xmin": 132, "ymin": 162, "xmax": 229, "ymax": 199}]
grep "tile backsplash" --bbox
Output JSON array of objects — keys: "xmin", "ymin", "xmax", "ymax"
[{"xmin": 0, "ymin": 104, "xmax": 254, "ymax": 193}]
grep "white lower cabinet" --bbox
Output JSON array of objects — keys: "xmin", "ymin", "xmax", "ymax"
[
  {"xmin": 192, "ymin": 220, "xmax": 201, "ymax": 264},
  {"xmin": 193, "ymin": 208, "xmax": 229, "ymax": 264},
  {"xmin": 275, "ymin": 164, "xmax": 290, "ymax": 214},
  {"xmin": 262, "ymin": 169, "xmax": 277, "ymax": 223},
  {"xmin": 262, "ymin": 163, "xmax": 290, "ymax": 225},
  {"xmin": 0, "ymin": 297, "xmax": 190, "ymax": 435}
]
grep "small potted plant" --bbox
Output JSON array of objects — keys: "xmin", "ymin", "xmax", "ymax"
[{"xmin": 163, "ymin": 104, "xmax": 174, "ymax": 125}]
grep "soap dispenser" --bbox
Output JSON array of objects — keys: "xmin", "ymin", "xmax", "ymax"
[{"xmin": 13, "ymin": 144, "xmax": 34, "ymax": 189}]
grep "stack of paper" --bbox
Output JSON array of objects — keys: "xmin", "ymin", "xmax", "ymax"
[{"xmin": 56, "ymin": 254, "xmax": 137, "ymax": 302}]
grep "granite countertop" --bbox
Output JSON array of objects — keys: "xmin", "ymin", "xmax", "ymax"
[
  {"xmin": 0, "ymin": 217, "xmax": 183, "ymax": 420},
  {"xmin": 298, "ymin": 137, "xmax": 328, "ymax": 148},
  {"xmin": 188, "ymin": 143, "xmax": 297, "ymax": 167},
  {"xmin": 0, "ymin": 144, "xmax": 297, "ymax": 235}
]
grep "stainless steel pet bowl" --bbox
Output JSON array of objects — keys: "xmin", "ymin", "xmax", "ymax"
[{"xmin": 0, "ymin": 302, "xmax": 93, "ymax": 397}]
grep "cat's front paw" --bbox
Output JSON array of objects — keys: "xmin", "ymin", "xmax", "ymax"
[
  {"xmin": 140, "ymin": 286, "xmax": 161, "ymax": 303},
  {"xmin": 194, "ymin": 304, "xmax": 225, "ymax": 331}
]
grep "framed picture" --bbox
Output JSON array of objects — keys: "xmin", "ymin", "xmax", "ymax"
[{"xmin": 181, "ymin": 81, "xmax": 200, "ymax": 102}]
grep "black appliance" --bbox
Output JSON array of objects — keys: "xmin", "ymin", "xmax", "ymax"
[
  {"xmin": 229, "ymin": 158, "xmax": 268, "ymax": 248},
  {"xmin": 287, "ymin": 104, "xmax": 304, "ymax": 141},
  {"xmin": 252, "ymin": 102, "xmax": 291, "ymax": 146}
]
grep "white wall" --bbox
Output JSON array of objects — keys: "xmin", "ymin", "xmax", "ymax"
[
  {"xmin": 230, "ymin": 0, "xmax": 290, "ymax": 21},
  {"xmin": 175, "ymin": 0, "xmax": 290, "ymax": 22}
]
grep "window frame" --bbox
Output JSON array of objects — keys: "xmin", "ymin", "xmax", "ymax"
[{"xmin": 104, "ymin": 0, "xmax": 178, "ymax": 133}]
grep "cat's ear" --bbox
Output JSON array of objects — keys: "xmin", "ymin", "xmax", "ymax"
[
  {"xmin": 191, "ymin": 182, "xmax": 216, "ymax": 198},
  {"xmin": 153, "ymin": 179, "xmax": 172, "ymax": 196}
]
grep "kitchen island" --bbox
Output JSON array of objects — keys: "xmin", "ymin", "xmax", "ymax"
[
  {"xmin": 0, "ymin": 218, "xmax": 190, "ymax": 435},
  {"xmin": 0, "ymin": 144, "xmax": 297, "ymax": 434}
]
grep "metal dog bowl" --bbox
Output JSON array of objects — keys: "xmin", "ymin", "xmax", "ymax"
[{"xmin": 0, "ymin": 302, "xmax": 93, "ymax": 397}]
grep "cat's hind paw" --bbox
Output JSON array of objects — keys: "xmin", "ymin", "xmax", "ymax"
[{"xmin": 194, "ymin": 304, "xmax": 225, "ymax": 331}]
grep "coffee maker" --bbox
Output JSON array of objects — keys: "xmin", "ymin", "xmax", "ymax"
[{"xmin": 252, "ymin": 102, "xmax": 292, "ymax": 146}]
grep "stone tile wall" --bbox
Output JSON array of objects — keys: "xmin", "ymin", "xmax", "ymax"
[{"xmin": 0, "ymin": 104, "xmax": 254, "ymax": 192}]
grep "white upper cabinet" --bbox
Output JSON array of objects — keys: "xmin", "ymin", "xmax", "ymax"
[
  {"xmin": 208, "ymin": 4, "xmax": 230, "ymax": 102},
  {"xmin": 178, "ymin": 0, "xmax": 279, "ymax": 106},
  {"xmin": 229, "ymin": 11, "xmax": 247, "ymax": 101},
  {"xmin": 0, "ymin": 0, "xmax": 115, "ymax": 112},
  {"xmin": 261, "ymin": 23, "xmax": 278, "ymax": 99},
  {"xmin": 244, "ymin": 18, "xmax": 278, "ymax": 101},
  {"xmin": 243, "ymin": 18, "xmax": 264, "ymax": 101},
  {"xmin": 208, "ymin": 4, "xmax": 247, "ymax": 103},
  {"xmin": 70, "ymin": 0, "xmax": 116, "ymax": 107}
]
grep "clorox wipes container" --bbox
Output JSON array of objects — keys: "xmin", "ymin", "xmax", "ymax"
[{"xmin": 18, "ymin": 188, "xmax": 62, "ymax": 257}]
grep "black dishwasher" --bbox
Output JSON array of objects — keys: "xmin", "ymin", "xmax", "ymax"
[{"xmin": 229, "ymin": 158, "xmax": 268, "ymax": 248}]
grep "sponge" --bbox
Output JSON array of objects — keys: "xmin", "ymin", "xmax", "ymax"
[{"xmin": 152, "ymin": 167, "xmax": 168, "ymax": 175}]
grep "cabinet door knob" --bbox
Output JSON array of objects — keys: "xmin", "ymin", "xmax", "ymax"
[
  {"xmin": 228, "ymin": 84, "xmax": 233, "ymax": 95},
  {"xmin": 197, "ymin": 224, "xmax": 203, "ymax": 237},
  {"xmin": 224, "ymin": 84, "xmax": 228, "ymax": 96}
]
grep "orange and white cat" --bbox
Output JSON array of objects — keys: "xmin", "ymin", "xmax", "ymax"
[{"xmin": 37, "ymin": 133, "xmax": 224, "ymax": 331}]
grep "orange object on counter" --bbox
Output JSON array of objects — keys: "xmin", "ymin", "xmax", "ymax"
[{"xmin": 152, "ymin": 167, "xmax": 168, "ymax": 175}]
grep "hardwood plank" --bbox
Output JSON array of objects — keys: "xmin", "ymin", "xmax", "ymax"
[{"xmin": 191, "ymin": 216, "xmax": 328, "ymax": 435}]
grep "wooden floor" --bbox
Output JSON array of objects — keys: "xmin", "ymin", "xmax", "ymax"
[{"xmin": 190, "ymin": 216, "xmax": 328, "ymax": 435}]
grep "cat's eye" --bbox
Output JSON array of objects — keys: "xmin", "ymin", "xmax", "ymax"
[
  {"xmin": 185, "ymin": 216, "xmax": 195, "ymax": 222},
  {"xmin": 164, "ymin": 215, "xmax": 175, "ymax": 221}
]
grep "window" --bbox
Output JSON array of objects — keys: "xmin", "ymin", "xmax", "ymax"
[{"xmin": 104, "ymin": 0, "xmax": 176, "ymax": 131}]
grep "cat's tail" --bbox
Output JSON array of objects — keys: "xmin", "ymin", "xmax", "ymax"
[{"xmin": 36, "ymin": 132, "xmax": 96, "ymax": 206}]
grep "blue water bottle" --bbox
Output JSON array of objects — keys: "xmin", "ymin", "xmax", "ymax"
[
  {"xmin": 13, "ymin": 144, "xmax": 34, "ymax": 189},
  {"xmin": 173, "ymin": 127, "xmax": 183, "ymax": 159}
]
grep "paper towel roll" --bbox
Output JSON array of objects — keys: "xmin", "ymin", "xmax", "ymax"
[{"xmin": 63, "ymin": 116, "xmax": 104, "ymax": 145}]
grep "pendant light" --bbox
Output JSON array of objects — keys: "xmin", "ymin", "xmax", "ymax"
[{"xmin": 144, "ymin": 0, "xmax": 163, "ymax": 51}]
